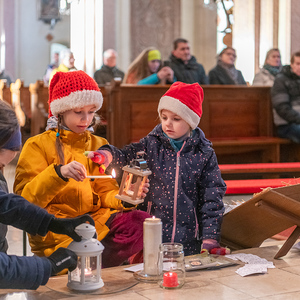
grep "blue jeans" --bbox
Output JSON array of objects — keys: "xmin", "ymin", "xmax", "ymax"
[{"xmin": 277, "ymin": 124, "xmax": 300, "ymax": 143}]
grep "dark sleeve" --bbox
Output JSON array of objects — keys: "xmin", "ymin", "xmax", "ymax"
[
  {"xmin": 0, "ymin": 190, "xmax": 54, "ymax": 236},
  {"xmin": 197, "ymin": 151, "xmax": 226, "ymax": 242},
  {"xmin": 271, "ymin": 77, "xmax": 300, "ymax": 123},
  {"xmin": 238, "ymin": 71, "xmax": 247, "ymax": 85},
  {"xmin": 198, "ymin": 64, "xmax": 209, "ymax": 85},
  {"xmin": 0, "ymin": 252, "xmax": 51, "ymax": 289},
  {"xmin": 94, "ymin": 70, "xmax": 106, "ymax": 86},
  {"xmin": 208, "ymin": 69, "xmax": 222, "ymax": 84}
]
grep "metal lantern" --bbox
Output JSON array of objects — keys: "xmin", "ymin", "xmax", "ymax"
[
  {"xmin": 67, "ymin": 224, "xmax": 104, "ymax": 292},
  {"xmin": 115, "ymin": 152, "xmax": 152, "ymax": 205}
]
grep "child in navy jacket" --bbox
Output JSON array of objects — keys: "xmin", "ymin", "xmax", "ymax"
[{"xmin": 91, "ymin": 82, "xmax": 227, "ymax": 256}]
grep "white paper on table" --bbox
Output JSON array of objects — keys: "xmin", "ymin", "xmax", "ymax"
[
  {"xmin": 236, "ymin": 264, "xmax": 268, "ymax": 277},
  {"xmin": 124, "ymin": 263, "xmax": 143, "ymax": 272},
  {"xmin": 225, "ymin": 253, "xmax": 275, "ymax": 268},
  {"xmin": 124, "ymin": 262, "xmax": 177, "ymax": 273},
  {"xmin": 225, "ymin": 253, "xmax": 275, "ymax": 277}
]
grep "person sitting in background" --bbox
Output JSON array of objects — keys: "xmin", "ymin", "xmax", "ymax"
[
  {"xmin": 49, "ymin": 48, "xmax": 77, "ymax": 83},
  {"xmin": 0, "ymin": 99, "xmax": 94, "ymax": 289},
  {"xmin": 124, "ymin": 48, "xmax": 174, "ymax": 85},
  {"xmin": 252, "ymin": 48, "xmax": 282, "ymax": 86},
  {"xmin": 43, "ymin": 52, "xmax": 59, "ymax": 86},
  {"xmin": 93, "ymin": 49, "xmax": 125, "ymax": 86},
  {"xmin": 164, "ymin": 38, "xmax": 208, "ymax": 85},
  {"xmin": 208, "ymin": 47, "xmax": 246, "ymax": 85},
  {"xmin": 271, "ymin": 51, "xmax": 300, "ymax": 143}
]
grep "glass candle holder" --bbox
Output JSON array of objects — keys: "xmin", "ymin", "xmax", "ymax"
[{"xmin": 158, "ymin": 242, "xmax": 185, "ymax": 289}]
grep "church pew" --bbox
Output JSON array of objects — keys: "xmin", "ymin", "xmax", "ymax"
[{"xmin": 105, "ymin": 83, "xmax": 293, "ymax": 164}]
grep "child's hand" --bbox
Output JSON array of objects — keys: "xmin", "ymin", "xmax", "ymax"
[
  {"xmin": 60, "ymin": 161, "xmax": 87, "ymax": 181},
  {"xmin": 85, "ymin": 150, "xmax": 112, "ymax": 174},
  {"xmin": 140, "ymin": 179, "xmax": 150, "ymax": 198},
  {"xmin": 201, "ymin": 239, "xmax": 230, "ymax": 255}
]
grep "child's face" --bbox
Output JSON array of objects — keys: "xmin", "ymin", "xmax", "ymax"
[
  {"xmin": 62, "ymin": 104, "xmax": 97, "ymax": 134},
  {"xmin": 0, "ymin": 149, "xmax": 17, "ymax": 168},
  {"xmin": 160, "ymin": 109, "xmax": 191, "ymax": 140}
]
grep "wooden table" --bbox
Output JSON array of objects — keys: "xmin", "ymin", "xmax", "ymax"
[{"xmin": 1, "ymin": 245, "xmax": 300, "ymax": 299}]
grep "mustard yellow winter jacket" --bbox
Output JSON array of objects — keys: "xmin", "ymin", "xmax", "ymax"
[{"xmin": 14, "ymin": 129, "xmax": 123, "ymax": 257}]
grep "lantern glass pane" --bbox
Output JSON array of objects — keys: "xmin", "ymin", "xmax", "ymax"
[
  {"xmin": 70, "ymin": 256, "xmax": 82, "ymax": 282},
  {"xmin": 85, "ymin": 256, "xmax": 99, "ymax": 283}
]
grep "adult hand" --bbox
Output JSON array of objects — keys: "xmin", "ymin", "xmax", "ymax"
[
  {"xmin": 46, "ymin": 247, "xmax": 77, "ymax": 276},
  {"xmin": 48, "ymin": 214, "xmax": 95, "ymax": 242},
  {"xmin": 60, "ymin": 161, "xmax": 87, "ymax": 181},
  {"xmin": 157, "ymin": 66, "xmax": 174, "ymax": 82}
]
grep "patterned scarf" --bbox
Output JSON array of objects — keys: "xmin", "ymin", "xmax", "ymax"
[
  {"xmin": 218, "ymin": 60, "xmax": 239, "ymax": 84},
  {"xmin": 263, "ymin": 64, "xmax": 281, "ymax": 77},
  {"xmin": 45, "ymin": 116, "xmax": 94, "ymax": 132}
]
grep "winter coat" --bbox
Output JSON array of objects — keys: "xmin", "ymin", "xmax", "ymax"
[
  {"xmin": 0, "ymin": 189, "xmax": 53, "ymax": 289},
  {"xmin": 252, "ymin": 68, "xmax": 276, "ymax": 86},
  {"xmin": 164, "ymin": 54, "xmax": 209, "ymax": 85},
  {"xmin": 14, "ymin": 129, "xmax": 122, "ymax": 257},
  {"xmin": 208, "ymin": 64, "xmax": 246, "ymax": 85},
  {"xmin": 102, "ymin": 125, "xmax": 226, "ymax": 255},
  {"xmin": 94, "ymin": 65, "xmax": 124, "ymax": 86},
  {"xmin": 271, "ymin": 65, "xmax": 300, "ymax": 126},
  {"xmin": 0, "ymin": 172, "xmax": 8, "ymax": 253}
]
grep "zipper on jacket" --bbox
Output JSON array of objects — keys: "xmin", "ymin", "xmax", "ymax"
[
  {"xmin": 147, "ymin": 201, "xmax": 152, "ymax": 215},
  {"xmin": 171, "ymin": 141, "xmax": 186, "ymax": 243},
  {"xmin": 194, "ymin": 207, "xmax": 199, "ymax": 238}
]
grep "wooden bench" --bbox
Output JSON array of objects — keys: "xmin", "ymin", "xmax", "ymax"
[{"xmin": 106, "ymin": 83, "xmax": 295, "ymax": 164}]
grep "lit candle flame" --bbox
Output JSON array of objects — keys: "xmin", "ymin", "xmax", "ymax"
[{"xmin": 112, "ymin": 169, "xmax": 116, "ymax": 178}]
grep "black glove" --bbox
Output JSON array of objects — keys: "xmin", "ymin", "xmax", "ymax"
[
  {"xmin": 48, "ymin": 214, "xmax": 95, "ymax": 242},
  {"xmin": 46, "ymin": 247, "xmax": 77, "ymax": 276}
]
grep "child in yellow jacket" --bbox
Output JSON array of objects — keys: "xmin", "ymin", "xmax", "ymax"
[{"xmin": 14, "ymin": 71, "xmax": 150, "ymax": 268}]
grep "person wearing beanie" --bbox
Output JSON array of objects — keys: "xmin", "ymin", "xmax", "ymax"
[
  {"xmin": 123, "ymin": 47, "xmax": 175, "ymax": 84},
  {"xmin": 0, "ymin": 100, "xmax": 98, "ymax": 289},
  {"xmin": 14, "ymin": 71, "xmax": 150, "ymax": 268},
  {"xmin": 92, "ymin": 81, "xmax": 227, "ymax": 256}
]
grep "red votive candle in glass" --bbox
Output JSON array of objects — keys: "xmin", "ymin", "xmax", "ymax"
[{"xmin": 163, "ymin": 272, "xmax": 179, "ymax": 288}]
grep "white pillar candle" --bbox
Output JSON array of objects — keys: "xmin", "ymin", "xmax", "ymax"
[{"xmin": 143, "ymin": 217, "xmax": 162, "ymax": 275}]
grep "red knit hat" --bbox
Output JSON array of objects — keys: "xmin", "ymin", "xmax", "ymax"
[
  {"xmin": 158, "ymin": 82, "xmax": 203, "ymax": 129},
  {"xmin": 48, "ymin": 70, "xmax": 103, "ymax": 117}
]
